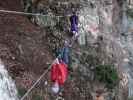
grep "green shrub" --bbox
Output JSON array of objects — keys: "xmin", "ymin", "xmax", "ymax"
[
  {"xmin": 33, "ymin": 94, "xmax": 43, "ymax": 100},
  {"xmin": 127, "ymin": 7, "xmax": 133, "ymax": 18},
  {"xmin": 18, "ymin": 88, "xmax": 27, "ymax": 97},
  {"xmin": 128, "ymin": 97, "xmax": 133, "ymax": 100},
  {"xmin": 95, "ymin": 64, "xmax": 119, "ymax": 89}
]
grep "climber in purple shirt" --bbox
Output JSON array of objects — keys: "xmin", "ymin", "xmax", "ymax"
[{"xmin": 70, "ymin": 12, "xmax": 79, "ymax": 40}]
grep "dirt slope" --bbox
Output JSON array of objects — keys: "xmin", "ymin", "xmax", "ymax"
[{"xmin": 0, "ymin": 0, "xmax": 53, "ymax": 76}]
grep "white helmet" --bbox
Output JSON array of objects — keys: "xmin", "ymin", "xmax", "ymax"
[{"xmin": 51, "ymin": 82, "xmax": 60, "ymax": 94}]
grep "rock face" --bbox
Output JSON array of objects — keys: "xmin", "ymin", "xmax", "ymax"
[
  {"xmin": 22, "ymin": 0, "xmax": 130, "ymax": 100},
  {"xmin": 0, "ymin": 0, "xmax": 131, "ymax": 100},
  {"xmin": 121, "ymin": 17, "xmax": 133, "ymax": 98},
  {"xmin": 0, "ymin": 60, "xmax": 18, "ymax": 100},
  {"xmin": 23, "ymin": 0, "xmax": 129, "ymax": 99}
]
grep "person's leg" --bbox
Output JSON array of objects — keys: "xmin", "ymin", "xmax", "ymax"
[{"xmin": 69, "ymin": 31, "xmax": 79, "ymax": 46}]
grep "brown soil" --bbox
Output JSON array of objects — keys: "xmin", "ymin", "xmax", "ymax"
[{"xmin": 0, "ymin": 0, "xmax": 54, "ymax": 78}]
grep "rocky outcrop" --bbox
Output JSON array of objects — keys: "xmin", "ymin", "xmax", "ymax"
[
  {"xmin": 0, "ymin": 0, "xmax": 131, "ymax": 100},
  {"xmin": 22, "ymin": 0, "xmax": 129, "ymax": 100}
]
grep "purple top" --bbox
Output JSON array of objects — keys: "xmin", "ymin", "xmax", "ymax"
[{"xmin": 70, "ymin": 15, "xmax": 78, "ymax": 33}]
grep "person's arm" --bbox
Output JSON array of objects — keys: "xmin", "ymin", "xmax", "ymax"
[
  {"xmin": 75, "ymin": 15, "xmax": 78, "ymax": 25},
  {"xmin": 70, "ymin": 16, "xmax": 72, "ymax": 24}
]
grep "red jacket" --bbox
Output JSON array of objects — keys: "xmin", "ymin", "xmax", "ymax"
[{"xmin": 51, "ymin": 62, "xmax": 68, "ymax": 85}]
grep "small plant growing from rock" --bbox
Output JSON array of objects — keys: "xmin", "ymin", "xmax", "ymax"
[
  {"xmin": 128, "ymin": 97, "xmax": 133, "ymax": 100},
  {"xmin": 95, "ymin": 64, "xmax": 119, "ymax": 89},
  {"xmin": 127, "ymin": 7, "xmax": 133, "ymax": 18},
  {"xmin": 33, "ymin": 94, "xmax": 43, "ymax": 100},
  {"xmin": 18, "ymin": 88, "xmax": 27, "ymax": 97}
]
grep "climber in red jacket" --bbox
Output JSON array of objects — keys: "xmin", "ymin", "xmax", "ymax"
[{"xmin": 51, "ymin": 58, "xmax": 68, "ymax": 94}]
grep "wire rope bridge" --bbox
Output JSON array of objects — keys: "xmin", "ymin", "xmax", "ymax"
[{"xmin": 0, "ymin": 9, "xmax": 79, "ymax": 100}]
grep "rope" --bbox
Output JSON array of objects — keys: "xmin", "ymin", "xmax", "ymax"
[
  {"xmin": 0, "ymin": 9, "xmax": 71, "ymax": 17},
  {"xmin": 20, "ymin": 58, "xmax": 57, "ymax": 100},
  {"xmin": 0, "ymin": 9, "xmax": 78, "ymax": 99},
  {"xmin": 20, "ymin": 31, "xmax": 77, "ymax": 100},
  {"xmin": 0, "ymin": 8, "xmax": 78, "ymax": 100}
]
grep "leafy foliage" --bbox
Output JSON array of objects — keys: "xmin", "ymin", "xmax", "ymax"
[
  {"xmin": 128, "ymin": 97, "xmax": 133, "ymax": 100},
  {"xmin": 127, "ymin": 7, "xmax": 133, "ymax": 18},
  {"xmin": 33, "ymin": 94, "xmax": 43, "ymax": 100},
  {"xmin": 18, "ymin": 88, "xmax": 27, "ymax": 97},
  {"xmin": 95, "ymin": 64, "xmax": 119, "ymax": 89}
]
